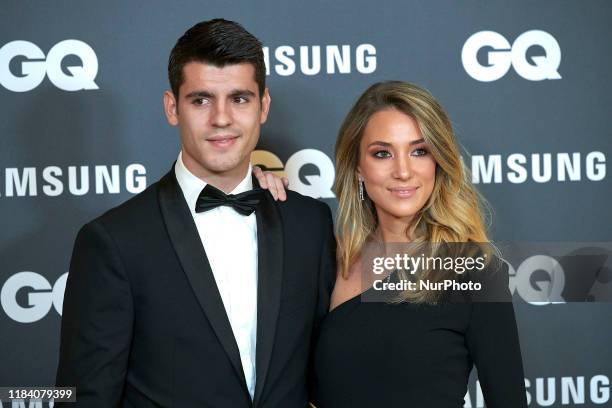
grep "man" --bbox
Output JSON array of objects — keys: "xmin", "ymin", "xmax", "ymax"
[{"xmin": 56, "ymin": 19, "xmax": 335, "ymax": 407}]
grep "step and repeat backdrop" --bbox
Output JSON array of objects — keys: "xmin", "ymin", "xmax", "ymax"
[{"xmin": 1, "ymin": 1, "xmax": 611, "ymax": 407}]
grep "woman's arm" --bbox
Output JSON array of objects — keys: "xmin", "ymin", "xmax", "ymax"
[
  {"xmin": 253, "ymin": 165, "xmax": 289, "ymax": 201},
  {"xmin": 465, "ymin": 261, "xmax": 528, "ymax": 407}
]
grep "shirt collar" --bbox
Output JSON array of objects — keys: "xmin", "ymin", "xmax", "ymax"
[{"xmin": 174, "ymin": 151, "xmax": 253, "ymax": 213}]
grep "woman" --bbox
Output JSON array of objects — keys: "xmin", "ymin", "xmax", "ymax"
[{"xmin": 257, "ymin": 81, "xmax": 526, "ymax": 407}]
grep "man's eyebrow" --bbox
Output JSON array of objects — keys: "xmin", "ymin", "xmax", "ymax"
[
  {"xmin": 183, "ymin": 89, "xmax": 256, "ymax": 98},
  {"xmin": 367, "ymin": 138, "xmax": 425, "ymax": 148},
  {"xmin": 229, "ymin": 89, "xmax": 256, "ymax": 97},
  {"xmin": 184, "ymin": 90, "xmax": 214, "ymax": 99}
]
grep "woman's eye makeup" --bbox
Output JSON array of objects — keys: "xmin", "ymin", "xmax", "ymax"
[
  {"xmin": 370, "ymin": 146, "xmax": 429, "ymax": 158},
  {"xmin": 373, "ymin": 150, "xmax": 392, "ymax": 158},
  {"xmin": 411, "ymin": 147, "xmax": 428, "ymax": 156}
]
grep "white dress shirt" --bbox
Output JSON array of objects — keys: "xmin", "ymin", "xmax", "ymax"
[{"xmin": 175, "ymin": 151, "xmax": 258, "ymax": 400}]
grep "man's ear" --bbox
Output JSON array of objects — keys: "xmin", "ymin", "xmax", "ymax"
[
  {"xmin": 260, "ymin": 87, "xmax": 271, "ymax": 124},
  {"xmin": 163, "ymin": 90, "xmax": 179, "ymax": 126}
]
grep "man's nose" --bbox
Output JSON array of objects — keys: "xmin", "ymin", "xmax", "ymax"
[{"xmin": 210, "ymin": 102, "xmax": 232, "ymax": 127}]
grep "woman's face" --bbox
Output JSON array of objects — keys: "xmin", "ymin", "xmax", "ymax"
[{"xmin": 358, "ymin": 108, "xmax": 436, "ymax": 226}]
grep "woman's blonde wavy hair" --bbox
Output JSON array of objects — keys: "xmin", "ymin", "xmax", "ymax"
[{"xmin": 334, "ymin": 81, "xmax": 494, "ymax": 303}]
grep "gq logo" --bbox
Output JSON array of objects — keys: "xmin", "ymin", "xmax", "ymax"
[
  {"xmin": 0, "ymin": 40, "xmax": 99, "ymax": 92},
  {"xmin": 462, "ymin": 30, "xmax": 561, "ymax": 82},
  {"xmin": 506, "ymin": 255, "xmax": 565, "ymax": 306},
  {"xmin": 251, "ymin": 149, "xmax": 335, "ymax": 199},
  {"xmin": 1, "ymin": 272, "xmax": 67, "ymax": 323}
]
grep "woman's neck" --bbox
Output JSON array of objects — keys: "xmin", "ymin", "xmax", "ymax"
[{"xmin": 375, "ymin": 219, "xmax": 412, "ymax": 243}]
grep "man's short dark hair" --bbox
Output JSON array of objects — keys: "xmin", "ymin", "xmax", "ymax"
[{"xmin": 168, "ymin": 18, "xmax": 266, "ymax": 99}]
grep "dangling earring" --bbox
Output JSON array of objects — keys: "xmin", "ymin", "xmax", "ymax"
[{"xmin": 358, "ymin": 176, "xmax": 365, "ymax": 201}]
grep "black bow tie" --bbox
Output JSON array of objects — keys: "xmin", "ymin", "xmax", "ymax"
[{"xmin": 195, "ymin": 184, "xmax": 263, "ymax": 216}]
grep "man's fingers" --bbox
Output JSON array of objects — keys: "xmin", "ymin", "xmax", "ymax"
[{"xmin": 282, "ymin": 177, "xmax": 289, "ymax": 188}]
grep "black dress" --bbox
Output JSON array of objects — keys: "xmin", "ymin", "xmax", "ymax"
[{"xmin": 312, "ymin": 262, "xmax": 527, "ymax": 408}]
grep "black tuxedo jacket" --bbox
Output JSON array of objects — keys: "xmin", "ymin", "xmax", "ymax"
[{"xmin": 56, "ymin": 168, "xmax": 336, "ymax": 407}]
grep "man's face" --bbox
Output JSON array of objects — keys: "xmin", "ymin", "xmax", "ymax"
[{"xmin": 164, "ymin": 62, "xmax": 270, "ymax": 180}]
